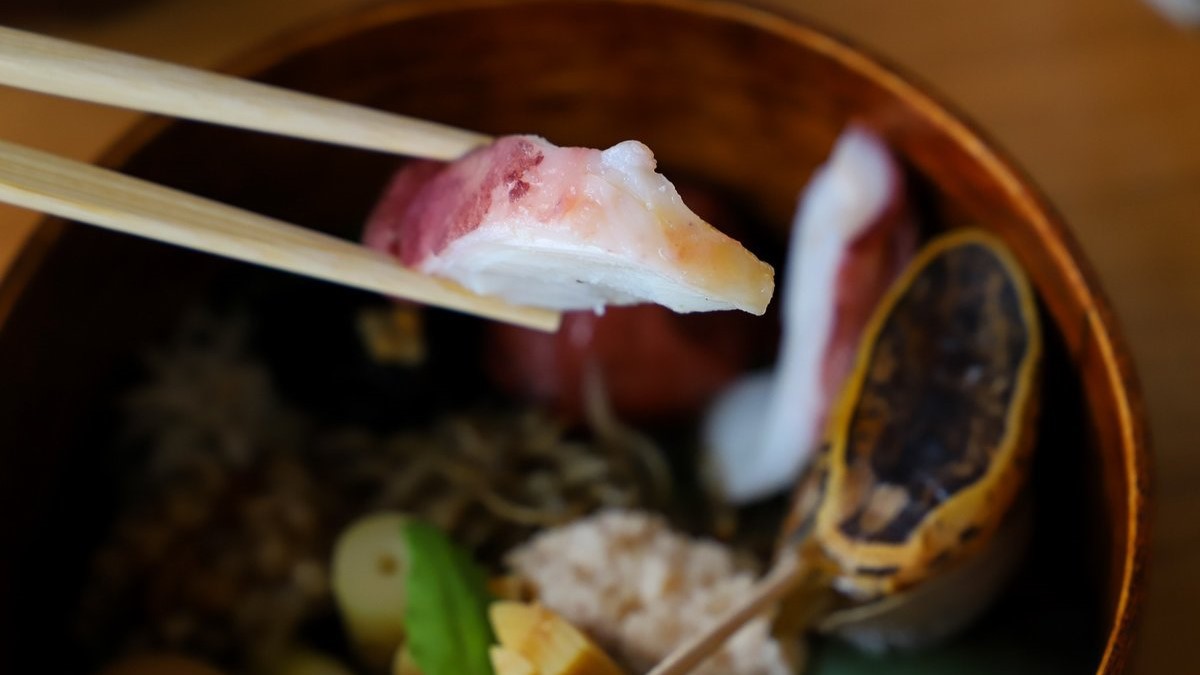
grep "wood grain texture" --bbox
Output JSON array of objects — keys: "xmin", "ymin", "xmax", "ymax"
[{"xmin": 0, "ymin": 0, "xmax": 1193, "ymax": 673}]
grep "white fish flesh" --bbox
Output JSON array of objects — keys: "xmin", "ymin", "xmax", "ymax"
[
  {"xmin": 704, "ymin": 125, "xmax": 918, "ymax": 503},
  {"xmin": 363, "ymin": 135, "xmax": 775, "ymax": 315}
]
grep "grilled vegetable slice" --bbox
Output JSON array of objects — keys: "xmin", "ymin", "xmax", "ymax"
[{"xmin": 780, "ymin": 228, "xmax": 1040, "ymax": 646}]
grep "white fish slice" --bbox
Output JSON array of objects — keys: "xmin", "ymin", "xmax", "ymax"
[
  {"xmin": 364, "ymin": 135, "xmax": 775, "ymax": 315},
  {"xmin": 703, "ymin": 125, "xmax": 918, "ymax": 503}
]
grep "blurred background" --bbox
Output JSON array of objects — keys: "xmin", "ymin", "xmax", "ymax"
[{"xmin": 0, "ymin": 0, "xmax": 1195, "ymax": 672}]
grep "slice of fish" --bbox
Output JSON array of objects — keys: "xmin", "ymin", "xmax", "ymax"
[
  {"xmin": 486, "ymin": 304, "xmax": 758, "ymax": 424},
  {"xmin": 364, "ymin": 135, "xmax": 774, "ymax": 315},
  {"xmin": 704, "ymin": 125, "xmax": 918, "ymax": 503}
]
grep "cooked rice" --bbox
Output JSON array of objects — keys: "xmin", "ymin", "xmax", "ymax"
[{"xmin": 505, "ymin": 509, "xmax": 799, "ymax": 675}]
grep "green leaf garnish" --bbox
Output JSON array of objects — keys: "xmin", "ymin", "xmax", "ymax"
[{"xmin": 402, "ymin": 520, "xmax": 495, "ymax": 675}]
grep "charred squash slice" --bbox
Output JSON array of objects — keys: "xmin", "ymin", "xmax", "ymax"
[{"xmin": 783, "ymin": 228, "xmax": 1041, "ymax": 601}]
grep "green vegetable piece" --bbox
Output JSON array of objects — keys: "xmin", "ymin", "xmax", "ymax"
[{"xmin": 402, "ymin": 520, "xmax": 496, "ymax": 675}]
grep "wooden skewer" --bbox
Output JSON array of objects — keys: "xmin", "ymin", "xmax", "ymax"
[
  {"xmin": 0, "ymin": 25, "xmax": 490, "ymax": 161},
  {"xmin": 646, "ymin": 551, "xmax": 805, "ymax": 675},
  {"xmin": 0, "ymin": 138, "xmax": 560, "ymax": 332}
]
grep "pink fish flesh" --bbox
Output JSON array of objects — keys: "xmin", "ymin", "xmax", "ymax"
[{"xmin": 364, "ymin": 135, "xmax": 775, "ymax": 315}]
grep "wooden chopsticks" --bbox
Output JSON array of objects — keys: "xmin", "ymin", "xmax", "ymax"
[
  {"xmin": 0, "ymin": 26, "xmax": 491, "ymax": 160},
  {"xmin": 0, "ymin": 27, "xmax": 561, "ymax": 331},
  {"xmin": 0, "ymin": 137, "xmax": 558, "ymax": 331}
]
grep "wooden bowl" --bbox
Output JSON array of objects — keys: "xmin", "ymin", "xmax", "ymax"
[{"xmin": 0, "ymin": 0, "xmax": 1148, "ymax": 672}]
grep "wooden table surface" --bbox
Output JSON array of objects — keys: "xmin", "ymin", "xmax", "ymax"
[{"xmin": 0, "ymin": 0, "xmax": 1196, "ymax": 671}]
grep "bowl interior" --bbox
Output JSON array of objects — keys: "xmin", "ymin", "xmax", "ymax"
[{"xmin": 0, "ymin": 1, "xmax": 1140, "ymax": 673}]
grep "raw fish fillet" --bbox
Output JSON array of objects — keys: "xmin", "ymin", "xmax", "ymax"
[
  {"xmin": 481, "ymin": 179, "xmax": 768, "ymax": 424},
  {"xmin": 364, "ymin": 135, "xmax": 774, "ymax": 315},
  {"xmin": 486, "ymin": 304, "xmax": 758, "ymax": 424},
  {"xmin": 704, "ymin": 125, "xmax": 918, "ymax": 503}
]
